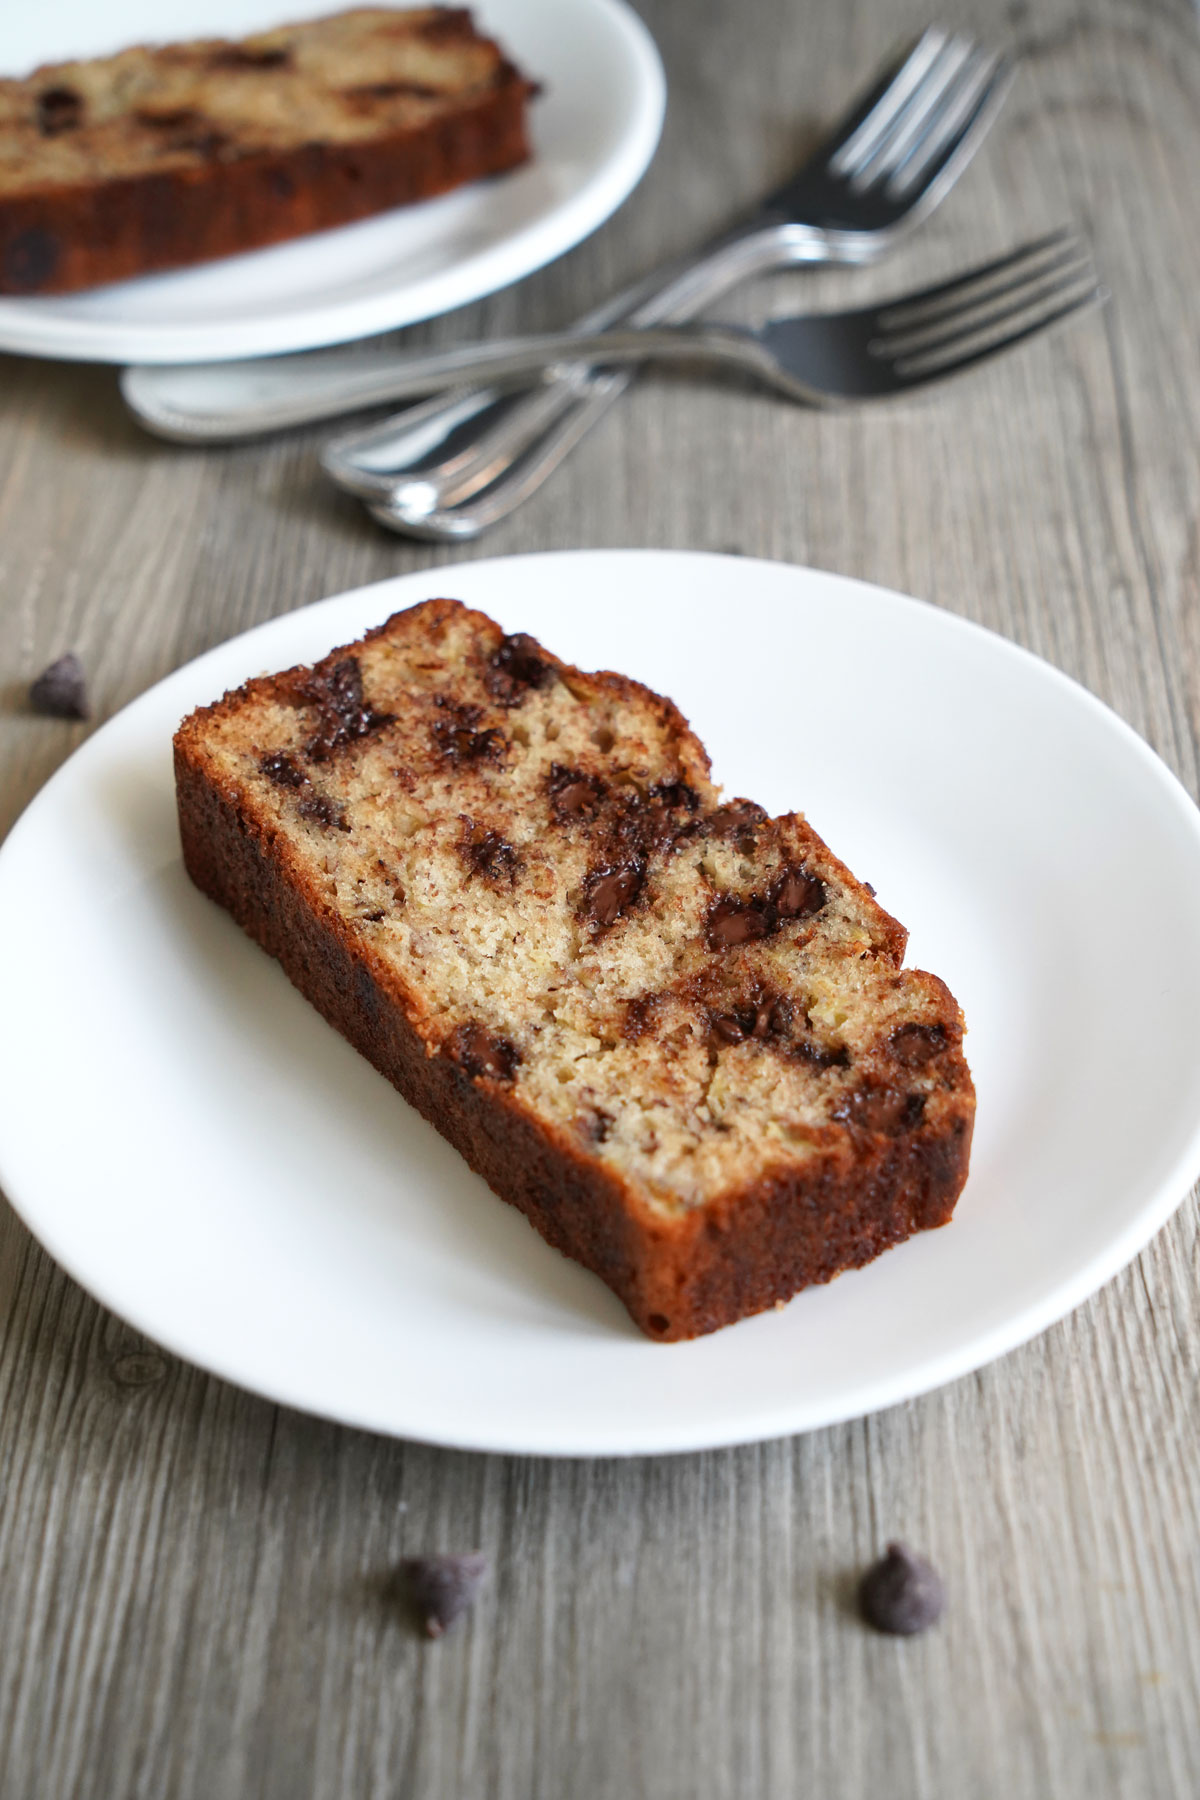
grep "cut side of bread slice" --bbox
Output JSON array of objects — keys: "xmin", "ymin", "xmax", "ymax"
[
  {"xmin": 0, "ymin": 8, "xmax": 533, "ymax": 294},
  {"xmin": 175, "ymin": 598, "xmax": 975, "ymax": 1340}
]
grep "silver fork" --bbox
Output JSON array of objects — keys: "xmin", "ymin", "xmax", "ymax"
[
  {"xmin": 331, "ymin": 233, "xmax": 1099, "ymax": 509},
  {"xmin": 323, "ymin": 26, "xmax": 1015, "ymax": 538},
  {"xmin": 120, "ymin": 27, "xmax": 1012, "ymax": 460}
]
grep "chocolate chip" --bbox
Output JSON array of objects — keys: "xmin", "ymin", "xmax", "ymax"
[
  {"xmin": 706, "ymin": 899, "xmax": 769, "ymax": 950},
  {"xmin": 260, "ymin": 751, "xmax": 306, "ymax": 788},
  {"xmin": 29, "ymin": 652, "xmax": 88, "ymax": 719},
  {"xmin": 791, "ymin": 1038, "xmax": 851, "ymax": 1071},
  {"xmin": 646, "ymin": 779, "xmax": 701, "ymax": 814},
  {"xmin": 586, "ymin": 860, "xmax": 644, "ymax": 928},
  {"xmin": 549, "ymin": 765, "xmax": 604, "ymax": 820},
  {"xmin": 559, "ymin": 780, "xmax": 598, "ymax": 814},
  {"xmin": 36, "ymin": 85, "xmax": 83, "ymax": 134},
  {"xmin": 459, "ymin": 819, "xmax": 519, "ymax": 883},
  {"xmin": 751, "ymin": 1001, "xmax": 777, "ymax": 1038},
  {"xmin": 3, "ymin": 227, "xmax": 61, "ymax": 292},
  {"xmin": 837, "ymin": 1086, "xmax": 926, "ymax": 1136},
  {"xmin": 889, "ymin": 1023, "xmax": 948, "ymax": 1068},
  {"xmin": 710, "ymin": 800, "xmax": 767, "ymax": 833},
  {"xmin": 451, "ymin": 1023, "xmax": 519, "ymax": 1082},
  {"xmin": 859, "ymin": 1543, "xmax": 944, "ymax": 1635},
  {"xmin": 622, "ymin": 993, "xmax": 660, "ymax": 1040},
  {"xmin": 431, "ymin": 700, "xmax": 504, "ymax": 765},
  {"xmin": 436, "ymin": 722, "xmax": 503, "ymax": 763},
  {"xmin": 579, "ymin": 1108, "xmax": 613, "ymax": 1143},
  {"xmin": 135, "ymin": 107, "xmax": 199, "ymax": 130},
  {"xmin": 172, "ymin": 128, "xmax": 230, "ymax": 158},
  {"xmin": 773, "ymin": 866, "xmax": 826, "ymax": 919},
  {"xmin": 767, "ymin": 997, "xmax": 794, "ymax": 1036},
  {"xmin": 301, "ymin": 656, "xmax": 394, "ymax": 761},
  {"xmin": 209, "ymin": 44, "xmax": 291, "ymax": 68},
  {"xmin": 298, "ymin": 792, "xmax": 347, "ymax": 830},
  {"xmin": 415, "ymin": 8, "xmax": 475, "ymax": 40},
  {"xmin": 486, "ymin": 631, "xmax": 551, "ymax": 703},
  {"xmin": 401, "ymin": 1553, "xmax": 488, "ymax": 1638},
  {"xmin": 342, "ymin": 78, "xmax": 440, "ymax": 101},
  {"xmin": 707, "ymin": 865, "xmax": 826, "ymax": 952},
  {"xmin": 699, "ymin": 799, "xmax": 768, "ymax": 850},
  {"xmin": 710, "ymin": 994, "xmax": 803, "ymax": 1051}
]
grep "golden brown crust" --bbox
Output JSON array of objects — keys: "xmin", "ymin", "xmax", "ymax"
[
  {"xmin": 0, "ymin": 10, "xmax": 532, "ymax": 294},
  {"xmin": 173, "ymin": 598, "xmax": 975, "ymax": 1341}
]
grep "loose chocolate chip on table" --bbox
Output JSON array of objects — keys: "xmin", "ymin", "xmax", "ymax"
[
  {"xmin": 401, "ymin": 1553, "xmax": 488, "ymax": 1638},
  {"xmin": 29, "ymin": 652, "xmax": 89, "ymax": 719},
  {"xmin": 859, "ymin": 1542, "xmax": 945, "ymax": 1635}
]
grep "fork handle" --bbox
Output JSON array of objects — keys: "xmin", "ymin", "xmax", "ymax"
[
  {"xmin": 308, "ymin": 322, "xmax": 780, "ymax": 397},
  {"xmin": 323, "ymin": 220, "xmax": 850, "ymax": 510}
]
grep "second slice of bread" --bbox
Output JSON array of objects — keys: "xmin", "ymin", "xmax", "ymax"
[{"xmin": 0, "ymin": 8, "xmax": 533, "ymax": 294}]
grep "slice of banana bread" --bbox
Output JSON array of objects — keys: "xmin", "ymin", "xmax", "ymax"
[
  {"xmin": 174, "ymin": 599, "xmax": 975, "ymax": 1340},
  {"xmin": 0, "ymin": 8, "xmax": 533, "ymax": 295}
]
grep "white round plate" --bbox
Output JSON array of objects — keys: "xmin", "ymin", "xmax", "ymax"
[
  {"xmin": 4, "ymin": 551, "xmax": 1200, "ymax": 1458},
  {"xmin": 0, "ymin": 0, "xmax": 664, "ymax": 363}
]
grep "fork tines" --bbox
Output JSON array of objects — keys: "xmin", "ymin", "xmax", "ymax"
[
  {"xmin": 873, "ymin": 231, "xmax": 1104, "ymax": 380},
  {"xmin": 827, "ymin": 27, "xmax": 1015, "ymax": 199}
]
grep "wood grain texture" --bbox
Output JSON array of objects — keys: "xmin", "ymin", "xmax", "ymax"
[{"xmin": 3, "ymin": 0, "xmax": 1200, "ymax": 1795}]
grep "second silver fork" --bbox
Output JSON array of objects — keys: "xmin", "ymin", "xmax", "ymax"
[{"xmin": 329, "ymin": 25, "xmax": 1014, "ymax": 538}]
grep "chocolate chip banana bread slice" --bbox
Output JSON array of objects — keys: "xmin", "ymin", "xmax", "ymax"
[
  {"xmin": 175, "ymin": 599, "xmax": 974, "ymax": 1341},
  {"xmin": 0, "ymin": 8, "xmax": 533, "ymax": 295}
]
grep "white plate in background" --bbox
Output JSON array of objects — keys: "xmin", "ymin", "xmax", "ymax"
[
  {"xmin": 3, "ymin": 551, "xmax": 1200, "ymax": 1456},
  {"xmin": 0, "ymin": 0, "xmax": 664, "ymax": 362}
]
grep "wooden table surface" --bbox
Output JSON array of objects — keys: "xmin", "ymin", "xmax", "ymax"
[{"xmin": 3, "ymin": 1, "xmax": 1200, "ymax": 1794}]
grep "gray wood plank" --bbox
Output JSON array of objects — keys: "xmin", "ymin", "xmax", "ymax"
[{"xmin": 3, "ymin": 0, "xmax": 1200, "ymax": 1794}]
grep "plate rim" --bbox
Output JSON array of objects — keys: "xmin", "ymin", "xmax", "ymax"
[
  {"xmin": 4, "ymin": 548, "xmax": 1200, "ymax": 1458},
  {"xmin": 0, "ymin": 0, "xmax": 666, "ymax": 365}
]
